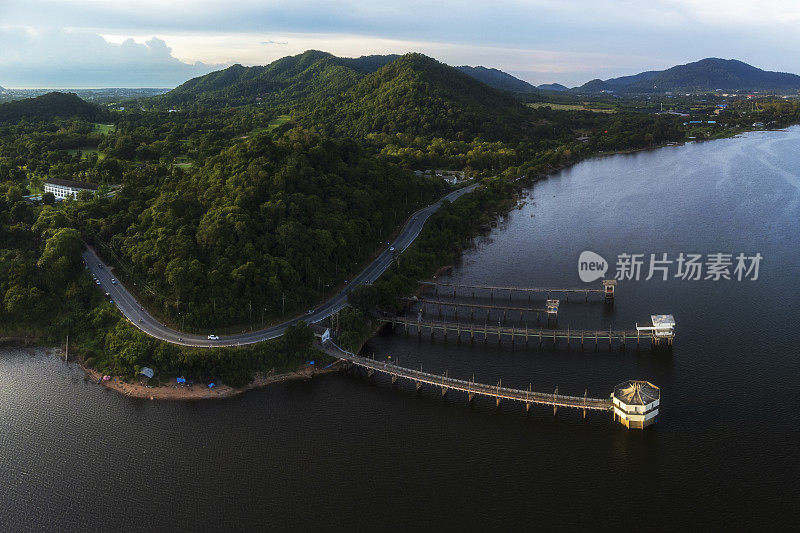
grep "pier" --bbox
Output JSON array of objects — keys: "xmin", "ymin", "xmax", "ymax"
[
  {"xmin": 384, "ymin": 315, "xmax": 674, "ymax": 349},
  {"xmin": 322, "ymin": 342, "xmax": 613, "ymax": 414},
  {"xmin": 401, "ymin": 297, "xmax": 559, "ymax": 322},
  {"xmin": 419, "ymin": 279, "xmax": 617, "ymax": 301}
]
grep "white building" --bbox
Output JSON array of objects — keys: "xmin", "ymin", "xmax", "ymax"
[
  {"xmin": 43, "ymin": 179, "xmax": 99, "ymax": 200},
  {"xmin": 612, "ymin": 380, "xmax": 660, "ymax": 429}
]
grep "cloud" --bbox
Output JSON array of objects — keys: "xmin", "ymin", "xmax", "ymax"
[
  {"xmin": 1, "ymin": 1, "xmax": 799, "ymax": 86},
  {"xmin": 0, "ymin": 28, "xmax": 222, "ymax": 87}
]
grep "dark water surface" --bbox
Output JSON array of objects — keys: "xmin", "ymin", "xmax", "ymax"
[{"xmin": 3, "ymin": 129, "xmax": 800, "ymax": 530}]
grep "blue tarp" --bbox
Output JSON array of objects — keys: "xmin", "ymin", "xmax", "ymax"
[
  {"xmin": 176, "ymin": 377, "xmax": 186, "ymax": 383},
  {"xmin": 139, "ymin": 367, "xmax": 154, "ymax": 379},
  {"xmin": 208, "ymin": 383, "xmax": 215, "ymax": 388}
]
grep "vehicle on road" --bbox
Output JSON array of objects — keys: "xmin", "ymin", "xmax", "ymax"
[
  {"xmin": 389, "ymin": 246, "xmax": 395, "ymax": 252},
  {"xmin": 307, "ymin": 309, "xmax": 313, "ymax": 315},
  {"xmin": 98, "ymin": 264, "xmax": 103, "ymax": 268},
  {"xmin": 207, "ymin": 334, "xmax": 219, "ymax": 340},
  {"xmin": 111, "ymin": 278, "xmax": 117, "ymax": 284},
  {"xmin": 139, "ymin": 318, "xmax": 143, "ymax": 323},
  {"xmin": 95, "ymin": 280, "xmax": 101, "ymax": 285}
]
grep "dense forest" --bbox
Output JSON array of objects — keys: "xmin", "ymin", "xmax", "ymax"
[
  {"xmin": 3, "ymin": 51, "xmax": 800, "ymax": 386},
  {"xmin": 0, "ymin": 92, "xmax": 103, "ymax": 123}
]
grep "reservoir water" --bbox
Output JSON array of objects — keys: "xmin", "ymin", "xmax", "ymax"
[{"xmin": 2, "ymin": 129, "xmax": 799, "ymax": 530}]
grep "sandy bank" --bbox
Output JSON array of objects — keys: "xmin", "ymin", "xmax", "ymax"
[{"xmin": 78, "ymin": 359, "xmax": 344, "ymax": 401}]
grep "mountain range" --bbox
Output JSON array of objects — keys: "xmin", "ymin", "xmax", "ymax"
[
  {"xmin": 166, "ymin": 53, "xmax": 800, "ymax": 113},
  {"xmin": 571, "ymin": 58, "xmax": 800, "ymax": 94},
  {"xmin": 163, "ymin": 50, "xmax": 542, "ymax": 106}
]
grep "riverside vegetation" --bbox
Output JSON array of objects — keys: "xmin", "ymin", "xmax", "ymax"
[{"xmin": 3, "ymin": 52, "xmax": 800, "ymax": 388}]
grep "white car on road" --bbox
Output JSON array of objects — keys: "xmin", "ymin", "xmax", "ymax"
[{"xmin": 207, "ymin": 334, "xmax": 219, "ymax": 340}]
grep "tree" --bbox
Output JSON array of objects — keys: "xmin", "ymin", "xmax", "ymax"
[
  {"xmin": 282, "ymin": 321, "xmax": 313, "ymax": 356},
  {"xmin": 42, "ymin": 191, "xmax": 55, "ymax": 205},
  {"xmin": 37, "ymin": 228, "xmax": 83, "ymax": 289},
  {"xmin": 347, "ymin": 284, "xmax": 379, "ymax": 313}
]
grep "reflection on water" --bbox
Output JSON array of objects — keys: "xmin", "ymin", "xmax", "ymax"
[{"xmin": 2, "ymin": 129, "xmax": 800, "ymax": 530}]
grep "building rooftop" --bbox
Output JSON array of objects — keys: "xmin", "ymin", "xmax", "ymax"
[
  {"xmin": 651, "ymin": 315, "xmax": 675, "ymax": 328},
  {"xmin": 44, "ymin": 178, "xmax": 99, "ymax": 190},
  {"xmin": 613, "ymin": 380, "xmax": 660, "ymax": 406}
]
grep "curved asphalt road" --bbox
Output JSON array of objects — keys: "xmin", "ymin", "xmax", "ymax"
[{"xmin": 83, "ymin": 183, "xmax": 479, "ymax": 347}]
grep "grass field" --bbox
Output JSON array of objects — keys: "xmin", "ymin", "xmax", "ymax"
[
  {"xmin": 527, "ymin": 103, "xmax": 616, "ymax": 113},
  {"xmin": 249, "ymin": 114, "xmax": 293, "ymax": 136},
  {"xmin": 173, "ymin": 155, "xmax": 192, "ymax": 169},
  {"xmin": 92, "ymin": 123, "xmax": 116, "ymax": 134},
  {"xmin": 267, "ymin": 114, "xmax": 292, "ymax": 131}
]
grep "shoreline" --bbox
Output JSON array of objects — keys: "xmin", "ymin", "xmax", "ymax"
[
  {"xmin": 77, "ymin": 357, "xmax": 344, "ymax": 400},
  {"xmin": 0, "ymin": 342, "xmax": 344, "ymax": 401},
  {"xmin": 5, "ymin": 338, "xmax": 348, "ymax": 402}
]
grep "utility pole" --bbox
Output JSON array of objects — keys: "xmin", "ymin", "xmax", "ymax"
[
  {"xmin": 65, "ymin": 333, "xmax": 69, "ymax": 362},
  {"xmin": 282, "ymin": 293, "xmax": 286, "ymax": 316}
]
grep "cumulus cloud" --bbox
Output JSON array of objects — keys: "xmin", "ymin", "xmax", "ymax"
[
  {"xmin": 1, "ymin": 1, "xmax": 799, "ymax": 86},
  {"xmin": 0, "ymin": 28, "xmax": 222, "ymax": 87}
]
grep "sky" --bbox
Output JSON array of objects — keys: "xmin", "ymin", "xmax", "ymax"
[{"xmin": 1, "ymin": 0, "xmax": 799, "ymax": 88}]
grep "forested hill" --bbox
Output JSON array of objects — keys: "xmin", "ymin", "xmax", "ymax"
[
  {"xmin": 309, "ymin": 53, "xmax": 533, "ymax": 139},
  {"xmin": 95, "ymin": 129, "xmax": 445, "ymax": 329},
  {"xmin": 572, "ymin": 58, "xmax": 800, "ymax": 94},
  {"xmin": 454, "ymin": 66, "xmax": 538, "ymax": 93},
  {"xmin": 162, "ymin": 50, "xmax": 543, "ymax": 107},
  {"xmin": 163, "ymin": 50, "xmax": 366, "ymax": 107},
  {"xmin": 0, "ymin": 92, "xmax": 100, "ymax": 123},
  {"xmin": 537, "ymin": 83, "xmax": 568, "ymax": 92}
]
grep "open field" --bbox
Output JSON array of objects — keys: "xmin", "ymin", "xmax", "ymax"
[
  {"xmin": 92, "ymin": 123, "xmax": 115, "ymax": 134},
  {"xmin": 173, "ymin": 155, "xmax": 192, "ymax": 168},
  {"xmin": 248, "ymin": 114, "xmax": 293, "ymax": 136},
  {"xmin": 527, "ymin": 102, "xmax": 616, "ymax": 113}
]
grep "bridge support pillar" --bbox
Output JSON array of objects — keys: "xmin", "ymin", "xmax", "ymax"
[
  {"xmin": 367, "ymin": 369, "xmax": 374, "ymax": 379},
  {"xmin": 496, "ymin": 397, "xmax": 501, "ymax": 407},
  {"xmin": 415, "ymin": 381, "xmax": 421, "ymax": 391},
  {"xmin": 441, "ymin": 387, "xmax": 448, "ymax": 397},
  {"xmin": 553, "ymin": 387, "xmax": 558, "ymax": 416},
  {"xmin": 526, "ymin": 402, "xmax": 531, "ymax": 412},
  {"xmin": 391, "ymin": 374, "xmax": 397, "ymax": 385}
]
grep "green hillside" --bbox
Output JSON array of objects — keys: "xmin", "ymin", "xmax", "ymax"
[
  {"xmin": 162, "ymin": 51, "xmax": 547, "ymax": 110},
  {"xmin": 163, "ymin": 50, "xmax": 367, "ymax": 107},
  {"xmin": 310, "ymin": 53, "xmax": 533, "ymax": 139},
  {"xmin": 0, "ymin": 92, "xmax": 100, "ymax": 123}
]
